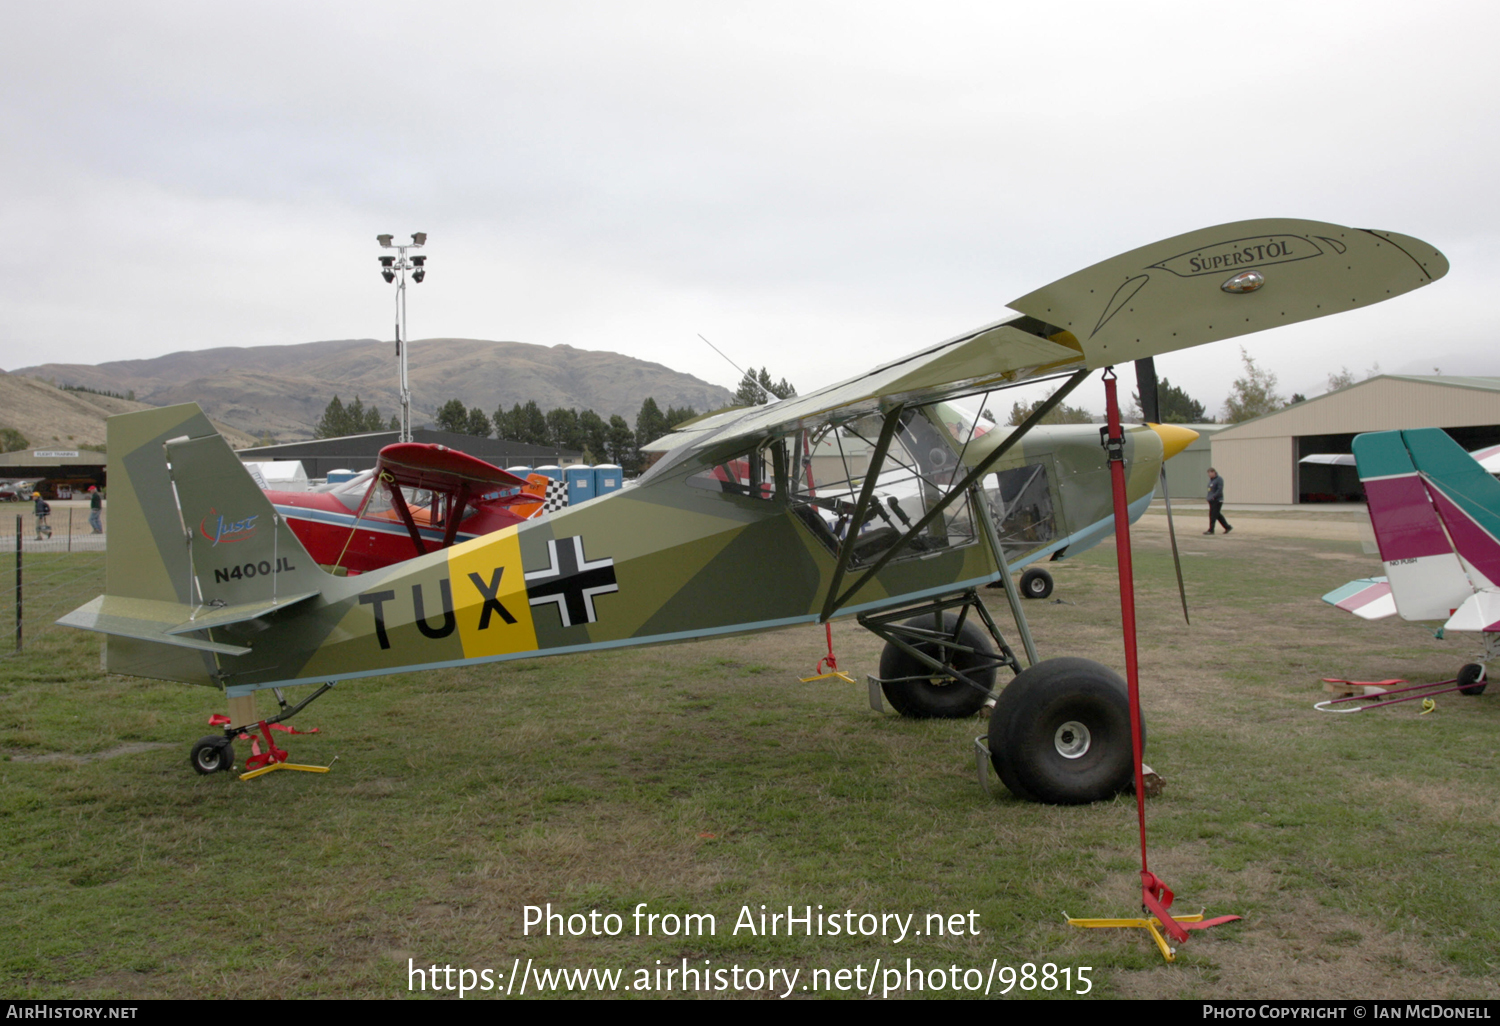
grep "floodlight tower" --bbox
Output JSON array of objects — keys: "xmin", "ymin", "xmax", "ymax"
[{"xmin": 376, "ymin": 232, "xmax": 428, "ymax": 443}]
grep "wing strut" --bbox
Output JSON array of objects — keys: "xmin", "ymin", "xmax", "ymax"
[
  {"xmin": 818, "ymin": 403, "xmax": 907, "ymax": 625},
  {"xmin": 819, "ymin": 367, "xmax": 1091, "ymax": 622},
  {"xmin": 384, "ymin": 473, "xmax": 428, "ymax": 557},
  {"xmin": 440, "ymin": 483, "xmax": 472, "ymax": 549}
]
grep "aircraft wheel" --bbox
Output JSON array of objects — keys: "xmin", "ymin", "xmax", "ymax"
[
  {"xmin": 878, "ymin": 614, "xmax": 996, "ymax": 719},
  {"xmin": 1458, "ymin": 663, "xmax": 1488, "ymax": 696},
  {"xmin": 190, "ymin": 736, "xmax": 235, "ymax": 775},
  {"xmin": 988, "ymin": 658, "xmax": 1139, "ymax": 804},
  {"xmin": 1019, "ymin": 567, "xmax": 1054, "ymax": 600}
]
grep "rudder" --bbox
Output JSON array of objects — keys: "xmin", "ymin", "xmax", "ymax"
[
  {"xmin": 163, "ymin": 430, "xmax": 326, "ymax": 606},
  {"xmin": 1402, "ymin": 427, "xmax": 1500, "ymax": 591},
  {"xmin": 1352, "ymin": 429, "xmax": 1472, "ymax": 620}
]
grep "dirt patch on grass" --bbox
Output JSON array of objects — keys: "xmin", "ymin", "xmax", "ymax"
[{"xmin": 5, "ymin": 742, "xmax": 171, "ymax": 764}]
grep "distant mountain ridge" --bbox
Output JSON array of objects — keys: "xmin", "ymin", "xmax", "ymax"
[
  {"xmin": 15, "ymin": 338, "xmax": 736, "ymax": 441},
  {"xmin": 0, "ymin": 370, "xmax": 258, "ymax": 450}
]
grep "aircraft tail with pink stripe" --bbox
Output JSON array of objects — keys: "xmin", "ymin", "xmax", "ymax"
[{"xmin": 1324, "ymin": 428, "xmax": 1500, "ymax": 632}]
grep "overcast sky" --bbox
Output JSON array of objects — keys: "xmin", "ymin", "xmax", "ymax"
[{"xmin": 2, "ymin": 1, "xmax": 1496, "ymax": 417}]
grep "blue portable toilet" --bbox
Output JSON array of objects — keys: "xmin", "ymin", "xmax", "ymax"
[
  {"xmin": 533, "ymin": 465, "xmax": 563, "ymax": 482},
  {"xmin": 505, "ymin": 466, "xmax": 532, "ymax": 476},
  {"xmin": 565, "ymin": 465, "xmax": 597, "ymax": 505},
  {"xmin": 594, "ymin": 464, "xmax": 623, "ymax": 496}
]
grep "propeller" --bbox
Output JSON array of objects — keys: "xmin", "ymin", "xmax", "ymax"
[{"xmin": 1135, "ymin": 357, "xmax": 1191, "ymax": 625}]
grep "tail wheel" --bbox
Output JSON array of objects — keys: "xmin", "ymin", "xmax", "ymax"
[
  {"xmin": 878, "ymin": 614, "xmax": 996, "ymax": 719},
  {"xmin": 1458, "ymin": 663, "xmax": 1488, "ymax": 697},
  {"xmin": 988, "ymin": 657, "xmax": 1140, "ymax": 804},
  {"xmin": 1019, "ymin": 567, "xmax": 1054, "ymax": 600},
  {"xmin": 190, "ymin": 736, "xmax": 235, "ymax": 775}
]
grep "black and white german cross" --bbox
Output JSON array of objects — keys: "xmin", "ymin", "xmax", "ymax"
[{"xmin": 523, "ymin": 535, "xmax": 619, "ymax": 628}]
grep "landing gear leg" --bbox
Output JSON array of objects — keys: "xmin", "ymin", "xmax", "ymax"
[
  {"xmin": 196, "ymin": 682, "xmax": 338, "ymax": 779},
  {"xmin": 860, "ymin": 589, "xmax": 1023, "ymax": 718}
]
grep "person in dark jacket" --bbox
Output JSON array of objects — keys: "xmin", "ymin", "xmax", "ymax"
[
  {"xmin": 1205, "ymin": 468, "xmax": 1231, "ymax": 535},
  {"xmin": 88, "ymin": 486, "xmax": 103, "ymax": 533},
  {"xmin": 32, "ymin": 492, "xmax": 52, "ymax": 540}
]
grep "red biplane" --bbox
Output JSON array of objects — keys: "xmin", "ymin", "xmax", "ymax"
[{"xmin": 263, "ymin": 444, "xmax": 555, "ymax": 574}]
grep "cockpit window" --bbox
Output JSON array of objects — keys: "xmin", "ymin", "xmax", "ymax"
[
  {"xmin": 984, "ymin": 462, "xmax": 1057, "ymax": 563},
  {"xmin": 783, "ymin": 408, "xmax": 978, "ymax": 567},
  {"xmin": 686, "ymin": 449, "xmax": 777, "ymax": 500}
]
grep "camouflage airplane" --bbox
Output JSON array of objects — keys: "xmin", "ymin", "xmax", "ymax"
[{"xmin": 60, "ymin": 217, "xmax": 1447, "ymax": 800}]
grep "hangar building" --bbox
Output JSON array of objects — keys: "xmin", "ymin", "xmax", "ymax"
[{"xmin": 1210, "ymin": 375, "xmax": 1500, "ymax": 504}]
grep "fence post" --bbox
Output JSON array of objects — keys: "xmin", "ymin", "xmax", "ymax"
[
  {"xmin": 14, "ymin": 514, "xmax": 21, "ymax": 653},
  {"xmin": 68, "ymin": 508, "xmax": 73, "ymax": 552}
]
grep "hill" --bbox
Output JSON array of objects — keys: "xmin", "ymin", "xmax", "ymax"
[
  {"xmin": 0, "ymin": 371, "xmax": 257, "ymax": 451},
  {"xmin": 14, "ymin": 338, "xmax": 736, "ymax": 441}
]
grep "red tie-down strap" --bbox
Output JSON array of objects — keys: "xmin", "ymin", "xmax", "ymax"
[
  {"xmin": 1140, "ymin": 870, "xmax": 1241, "ymax": 942},
  {"xmin": 209, "ymin": 713, "xmax": 320, "ymax": 738},
  {"xmin": 208, "ymin": 714, "xmax": 321, "ymax": 770},
  {"xmin": 816, "ymin": 623, "xmax": 840, "ymax": 675}
]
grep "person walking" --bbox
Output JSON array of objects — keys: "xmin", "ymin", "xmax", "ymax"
[
  {"xmin": 1205, "ymin": 468, "xmax": 1231, "ymax": 535},
  {"xmin": 88, "ymin": 486, "xmax": 103, "ymax": 534},
  {"xmin": 32, "ymin": 491, "xmax": 52, "ymax": 540}
]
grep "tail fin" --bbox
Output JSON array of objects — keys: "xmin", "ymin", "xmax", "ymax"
[
  {"xmin": 1400, "ymin": 428, "xmax": 1500, "ymax": 630},
  {"xmin": 1401, "ymin": 428, "xmax": 1500, "ymax": 590},
  {"xmin": 103, "ymin": 403, "xmax": 220, "ymax": 607},
  {"xmin": 59, "ymin": 404, "xmax": 325, "ymax": 684},
  {"xmin": 1353, "ymin": 429, "xmax": 1474, "ymax": 621},
  {"xmin": 163, "ymin": 426, "xmax": 325, "ymax": 607}
]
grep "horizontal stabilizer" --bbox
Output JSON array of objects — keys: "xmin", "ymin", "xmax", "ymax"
[
  {"xmin": 1322, "ymin": 578, "xmax": 1397, "ymax": 620},
  {"xmin": 1445, "ymin": 591, "xmax": 1500, "ymax": 633},
  {"xmin": 163, "ymin": 591, "xmax": 321, "ymax": 636},
  {"xmin": 58, "ymin": 596, "xmax": 252, "ymax": 656}
]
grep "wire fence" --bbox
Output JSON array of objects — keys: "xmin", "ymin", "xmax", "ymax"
[{"xmin": 3, "ymin": 513, "xmax": 107, "ymax": 655}]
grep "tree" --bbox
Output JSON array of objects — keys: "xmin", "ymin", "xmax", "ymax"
[
  {"xmin": 465, "ymin": 407, "xmax": 492, "ymax": 438},
  {"xmin": 1130, "ymin": 376, "xmax": 1208, "ymax": 423},
  {"xmin": 1325, "ymin": 367, "xmax": 1356, "ymax": 393},
  {"xmin": 733, "ymin": 369, "xmax": 767, "ymax": 406},
  {"xmin": 435, "ymin": 398, "xmax": 469, "ymax": 434},
  {"xmin": 347, "ymin": 396, "xmax": 369, "ymax": 432},
  {"xmin": 315, "ymin": 396, "xmax": 347, "ymax": 438},
  {"xmin": 607, "ymin": 414, "xmax": 636, "ymax": 470},
  {"xmin": 758, "ymin": 367, "xmax": 796, "ymax": 400},
  {"xmin": 346, "ymin": 396, "xmax": 385, "ymax": 433},
  {"xmin": 1221, "ymin": 348, "xmax": 1285, "ymax": 423},
  {"xmin": 493, "ymin": 403, "xmax": 522, "ymax": 442},
  {"xmin": 664, "ymin": 405, "xmax": 698, "ymax": 428},
  {"xmin": 315, "ymin": 395, "xmax": 388, "ymax": 437},
  {"xmin": 0, "ymin": 426, "xmax": 28, "ymax": 453},
  {"xmin": 578, "ymin": 410, "xmax": 608, "ymax": 462},
  {"xmin": 733, "ymin": 367, "xmax": 797, "ymax": 406},
  {"xmin": 1006, "ymin": 398, "xmax": 1094, "ymax": 426},
  {"xmin": 546, "ymin": 407, "xmax": 582, "ymax": 451},
  {"xmin": 313, "ymin": 396, "xmax": 357, "ymax": 438},
  {"xmin": 519, "ymin": 401, "xmax": 549, "ymax": 445},
  {"xmin": 635, "ymin": 397, "xmax": 670, "ymax": 452}
]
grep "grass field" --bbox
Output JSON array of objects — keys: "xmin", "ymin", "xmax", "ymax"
[{"xmin": 2, "ymin": 515, "xmax": 1498, "ymax": 1000}]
